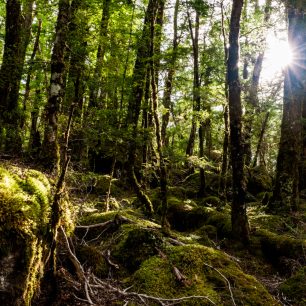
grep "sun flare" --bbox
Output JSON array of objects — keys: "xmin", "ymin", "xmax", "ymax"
[{"xmin": 261, "ymin": 34, "xmax": 293, "ymax": 81}]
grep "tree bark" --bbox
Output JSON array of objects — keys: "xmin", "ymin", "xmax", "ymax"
[
  {"xmin": 270, "ymin": 4, "xmax": 306, "ymax": 212},
  {"xmin": 125, "ymin": 0, "xmax": 161, "ymax": 215},
  {"xmin": 219, "ymin": 0, "xmax": 229, "ymax": 195},
  {"xmin": 41, "ymin": 0, "xmax": 71, "ymax": 172},
  {"xmin": 0, "ymin": 0, "xmax": 34, "ymax": 153},
  {"xmin": 185, "ymin": 10, "xmax": 200, "ymax": 157},
  {"xmin": 161, "ymin": 0, "xmax": 179, "ymax": 147},
  {"xmin": 227, "ymin": 0, "xmax": 249, "ymax": 243}
]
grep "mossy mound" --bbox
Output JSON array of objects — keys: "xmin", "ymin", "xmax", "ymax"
[
  {"xmin": 168, "ymin": 205, "xmax": 231, "ymax": 238},
  {"xmin": 131, "ymin": 245, "xmax": 279, "ymax": 305},
  {"xmin": 247, "ymin": 166, "xmax": 272, "ymax": 195},
  {"xmin": 0, "ymin": 166, "xmax": 52, "ymax": 305},
  {"xmin": 279, "ymin": 266, "xmax": 306, "ymax": 305},
  {"xmin": 253, "ymin": 229, "xmax": 306, "ymax": 270},
  {"xmin": 113, "ymin": 225, "xmax": 164, "ymax": 272}
]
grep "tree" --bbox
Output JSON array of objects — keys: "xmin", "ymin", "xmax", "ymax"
[
  {"xmin": 125, "ymin": 0, "xmax": 163, "ymax": 215},
  {"xmin": 0, "ymin": 0, "xmax": 34, "ymax": 153},
  {"xmin": 227, "ymin": 0, "xmax": 249, "ymax": 243},
  {"xmin": 41, "ymin": 0, "xmax": 71, "ymax": 171},
  {"xmin": 270, "ymin": 2, "xmax": 306, "ymax": 212}
]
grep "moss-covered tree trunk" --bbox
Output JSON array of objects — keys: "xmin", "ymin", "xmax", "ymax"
[
  {"xmin": 41, "ymin": 0, "xmax": 71, "ymax": 172},
  {"xmin": 0, "ymin": 0, "xmax": 34, "ymax": 153},
  {"xmin": 270, "ymin": 3, "xmax": 306, "ymax": 212},
  {"xmin": 227, "ymin": 0, "xmax": 249, "ymax": 243}
]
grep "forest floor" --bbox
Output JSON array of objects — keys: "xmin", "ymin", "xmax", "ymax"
[
  {"xmin": 1, "ymin": 160, "xmax": 305, "ymax": 305},
  {"xmin": 32, "ymin": 166, "xmax": 306, "ymax": 306}
]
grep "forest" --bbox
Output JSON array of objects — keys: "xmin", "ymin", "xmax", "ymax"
[{"xmin": 0, "ymin": 0, "xmax": 305, "ymax": 305}]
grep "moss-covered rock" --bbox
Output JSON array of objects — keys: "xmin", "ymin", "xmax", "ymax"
[
  {"xmin": 253, "ymin": 229, "xmax": 306, "ymax": 270},
  {"xmin": 0, "ymin": 166, "xmax": 52, "ymax": 305},
  {"xmin": 247, "ymin": 166, "xmax": 273, "ymax": 195},
  {"xmin": 279, "ymin": 266, "xmax": 306, "ymax": 305},
  {"xmin": 76, "ymin": 244, "xmax": 109, "ymax": 278},
  {"xmin": 113, "ymin": 225, "xmax": 163, "ymax": 272},
  {"xmin": 131, "ymin": 245, "xmax": 279, "ymax": 305}
]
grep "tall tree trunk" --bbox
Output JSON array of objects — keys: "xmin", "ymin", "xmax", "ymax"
[
  {"xmin": 149, "ymin": 0, "xmax": 168, "ymax": 229},
  {"xmin": 89, "ymin": 0, "xmax": 111, "ymax": 108},
  {"xmin": 65, "ymin": 0, "xmax": 89, "ymax": 163},
  {"xmin": 161, "ymin": 0, "xmax": 179, "ymax": 147},
  {"xmin": 41, "ymin": 0, "xmax": 71, "ymax": 172},
  {"xmin": 0, "ymin": 0, "xmax": 34, "ymax": 153},
  {"xmin": 22, "ymin": 18, "xmax": 42, "ymax": 132},
  {"xmin": 219, "ymin": 0, "xmax": 229, "ymax": 195},
  {"xmin": 125, "ymin": 0, "xmax": 161, "ymax": 215},
  {"xmin": 270, "ymin": 4, "xmax": 306, "ymax": 212},
  {"xmin": 227, "ymin": 0, "xmax": 249, "ymax": 243},
  {"xmin": 186, "ymin": 10, "xmax": 200, "ymax": 157},
  {"xmin": 244, "ymin": 0, "xmax": 272, "ymax": 166}
]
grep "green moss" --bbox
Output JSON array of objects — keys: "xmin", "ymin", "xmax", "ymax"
[
  {"xmin": 198, "ymin": 196, "xmax": 221, "ymax": 207},
  {"xmin": 77, "ymin": 244, "xmax": 109, "ymax": 278},
  {"xmin": 280, "ymin": 266, "xmax": 306, "ymax": 305},
  {"xmin": 0, "ymin": 166, "xmax": 52, "ymax": 305},
  {"xmin": 132, "ymin": 245, "xmax": 278, "ymax": 305},
  {"xmin": 113, "ymin": 225, "xmax": 163, "ymax": 272},
  {"xmin": 247, "ymin": 166, "xmax": 272, "ymax": 195},
  {"xmin": 254, "ymin": 229, "xmax": 306, "ymax": 266},
  {"xmin": 206, "ymin": 210, "xmax": 231, "ymax": 237}
]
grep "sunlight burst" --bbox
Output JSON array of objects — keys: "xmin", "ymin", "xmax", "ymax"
[{"xmin": 261, "ymin": 34, "xmax": 293, "ymax": 81}]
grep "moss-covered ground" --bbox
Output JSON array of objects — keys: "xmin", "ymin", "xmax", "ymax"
[{"xmin": 2, "ymin": 163, "xmax": 305, "ymax": 305}]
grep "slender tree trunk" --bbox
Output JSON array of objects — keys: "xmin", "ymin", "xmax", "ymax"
[
  {"xmin": 219, "ymin": 0, "xmax": 229, "ymax": 195},
  {"xmin": 22, "ymin": 18, "xmax": 42, "ymax": 131},
  {"xmin": 186, "ymin": 11, "xmax": 200, "ymax": 157},
  {"xmin": 149, "ymin": 0, "xmax": 168, "ymax": 229},
  {"xmin": 126, "ymin": 0, "xmax": 160, "ymax": 215},
  {"xmin": 0, "ymin": 0, "xmax": 34, "ymax": 153},
  {"xmin": 161, "ymin": 0, "xmax": 179, "ymax": 146},
  {"xmin": 89, "ymin": 0, "xmax": 111, "ymax": 108},
  {"xmin": 199, "ymin": 120, "xmax": 206, "ymax": 196},
  {"xmin": 244, "ymin": 0, "xmax": 272, "ymax": 166},
  {"xmin": 253, "ymin": 111, "xmax": 270, "ymax": 168},
  {"xmin": 65, "ymin": 0, "xmax": 89, "ymax": 163},
  {"xmin": 270, "ymin": 4, "xmax": 305, "ymax": 212},
  {"xmin": 41, "ymin": 0, "xmax": 71, "ymax": 172},
  {"xmin": 227, "ymin": 0, "xmax": 249, "ymax": 243}
]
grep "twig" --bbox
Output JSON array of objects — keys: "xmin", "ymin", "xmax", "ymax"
[
  {"xmin": 203, "ymin": 263, "xmax": 236, "ymax": 306},
  {"xmin": 91, "ymin": 275, "xmax": 216, "ymax": 305},
  {"xmin": 76, "ymin": 220, "xmax": 113, "ymax": 229},
  {"xmin": 60, "ymin": 226, "xmax": 94, "ymax": 305},
  {"xmin": 103, "ymin": 250, "xmax": 120, "ymax": 269}
]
